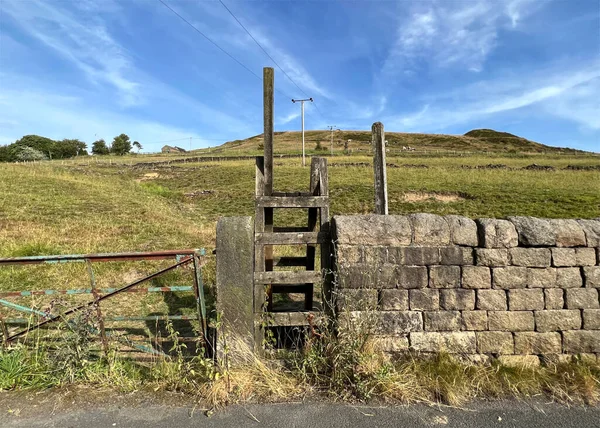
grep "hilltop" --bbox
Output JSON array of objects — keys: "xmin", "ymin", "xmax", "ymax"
[{"xmin": 209, "ymin": 129, "xmax": 582, "ymax": 155}]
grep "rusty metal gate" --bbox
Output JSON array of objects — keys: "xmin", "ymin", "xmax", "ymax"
[{"xmin": 0, "ymin": 249, "xmax": 208, "ymax": 356}]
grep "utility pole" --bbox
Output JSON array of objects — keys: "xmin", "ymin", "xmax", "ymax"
[
  {"xmin": 327, "ymin": 125, "xmax": 339, "ymax": 155},
  {"xmin": 189, "ymin": 137, "xmax": 192, "ymax": 152},
  {"xmin": 292, "ymin": 97, "xmax": 313, "ymax": 167}
]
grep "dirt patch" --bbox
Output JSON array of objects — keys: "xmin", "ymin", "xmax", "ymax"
[
  {"xmin": 184, "ymin": 190, "xmax": 215, "ymax": 198},
  {"xmin": 136, "ymin": 172, "xmax": 160, "ymax": 182},
  {"xmin": 401, "ymin": 192, "xmax": 466, "ymax": 203},
  {"xmin": 523, "ymin": 164, "xmax": 555, "ymax": 171}
]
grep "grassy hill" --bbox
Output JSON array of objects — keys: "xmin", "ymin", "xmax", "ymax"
[{"xmin": 208, "ymin": 129, "xmax": 582, "ymax": 156}]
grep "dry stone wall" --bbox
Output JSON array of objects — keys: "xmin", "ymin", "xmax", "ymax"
[{"xmin": 332, "ymin": 214, "xmax": 600, "ymax": 364}]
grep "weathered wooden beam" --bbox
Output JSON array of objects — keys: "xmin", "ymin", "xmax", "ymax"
[
  {"xmin": 256, "ymin": 196, "xmax": 329, "ymax": 208},
  {"xmin": 372, "ymin": 122, "xmax": 388, "ymax": 215},
  {"xmin": 254, "ymin": 271, "xmax": 322, "ymax": 284},
  {"xmin": 263, "ymin": 67, "xmax": 274, "ymax": 197},
  {"xmin": 272, "ymin": 191, "xmax": 312, "ymax": 197},
  {"xmin": 254, "ymin": 311, "xmax": 324, "ymax": 327},
  {"xmin": 255, "ymin": 231, "xmax": 329, "ymax": 245}
]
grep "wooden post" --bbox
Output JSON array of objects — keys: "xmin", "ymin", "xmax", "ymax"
[
  {"xmin": 263, "ymin": 67, "xmax": 274, "ymax": 197},
  {"xmin": 372, "ymin": 122, "xmax": 388, "ymax": 215}
]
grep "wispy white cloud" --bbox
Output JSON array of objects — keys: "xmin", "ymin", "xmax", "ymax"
[
  {"xmin": 276, "ymin": 111, "xmax": 301, "ymax": 126},
  {"xmin": 384, "ymin": 62, "xmax": 600, "ymax": 132},
  {"xmin": 1, "ymin": 0, "xmax": 141, "ymax": 107},
  {"xmin": 384, "ymin": 0, "xmax": 543, "ymax": 75}
]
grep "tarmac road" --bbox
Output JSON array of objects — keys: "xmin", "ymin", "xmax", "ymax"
[{"xmin": 3, "ymin": 400, "xmax": 600, "ymax": 428}]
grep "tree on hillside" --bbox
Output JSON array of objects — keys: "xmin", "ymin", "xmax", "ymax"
[
  {"xmin": 14, "ymin": 146, "xmax": 47, "ymax": 161},
  {"xmin": 92, "ymin": 139, "xmax": 110, "ymax": 155},
  {"xmin": 56, "ymin": 139, "xmax": 87, "ymax": 157},
  {"xmin": 0, "ymin": 145, "xmax": 12, "ymax": 162},
  {"xmin": 132, "ymin": 141, "xmax": 142, "ymax": 153},
  {"xmin": 13, "ymin": 135, "xmax": 56, "ymax": 159},
  {"xmin": 111, "ymin": 134, "xmax": 132, "ymax": 156}
]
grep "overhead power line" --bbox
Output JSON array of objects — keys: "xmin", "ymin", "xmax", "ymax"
[
  {"xmin": 158, "ymin": 0, "xmax": 324, "ymax": 124},
  {"xmin": 217, "ymin": 0, "xmax": 328, "ymax": 121},
  {"xmin": 158, "ymin": 0, "xmax": 261, "ymax": 80}
]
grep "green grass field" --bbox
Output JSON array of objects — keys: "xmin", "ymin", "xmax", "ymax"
[{"xmin": 1, "ymin": 151, "xmax": 600, "ymax": 403}]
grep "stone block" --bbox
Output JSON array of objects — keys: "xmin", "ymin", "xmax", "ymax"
[
  {"xmin": 509, "ymin": 248, "xmax": 551, "ymax": 267},
  {"xmin": 497, "ymin": 355, "xmax": 540, "ymax": 368},
  {"xmin": 216, "ymin": 216, "xmax": 255, "ymax": 355},
  {"xmin": 527, "ymin": 268, "xmax": 557, "ymax": 288},
  {"xmin": 578, "ymin": 219, "xmax": 600, "ymax": 247},
  {"xmin": 550, "ymin": 219, "xmax": 587, "ymax": 247},
  {"xmin": 387, "ymin": 247, "xmax": 403, "ymax": 265},
  {"xmin": 338, "ymin": 264, "xmax": 372, "ymax": 288},
  {"xmin": 476, "ymin": 249, "xmax": 510, "ymax": 267},
  {"xmin": 514, "ymin": 332, "xmax": 562, "ymax": 354},
  {"xmin": 379, "ymin": 289, "xmax": 409, "ymax": 311},
  {"xmin": 333, "ymin": 215, "xmax": 412, "ymax": 246},
  {"xmin": 462, "ymin": 311, "xmax": 488, "ymax": 331},
  {"xmin": 544, "ymin": 289, "xmax": 564, "ymax": 310},
  {"xmin": 440, "ymin": 289, "xmax": 475, "ymax": 310},
  {"xmin": 335, "ymin": 245, "xmax": 362, "ymax": 266},
  {"xmin": 397, "ymin": 266, "xmax": 428, "ymax": 289},
  {"xmin": 375, "ymin": 264, "xmax": 400, "ymax": 289},
  {"xmin": 402, "ymin": 247, "xmax": 440, "ymax": 265},
  {"xmin": 336, "ymin": 289, "xmax": 378, "ymax": 311},
  {"xmin": 552, "ymin": 248, "xmax": 597, "ymax": 267},
  {"xmin": 584, "ymin": 267, "xmax": 600, "ymax": 288},
  {"xmin": 373, "ymin": 311, "xmax": 424, "ymax": 335},
  {"xmin": 439, "ymin": 246, "xmax": 474, "ymax": 265},
  {"xmin": 424, "ymin": 311, "xmax": 462, "ymax": 331},
  {"xmin": 477, "ymin": 331, "xmax": 514, "ymax": 354},
  {"xmin": 556, "ymin": 268, "xmax": 583, "ymax": 288},
  {"xmin": 445, "ymin": 215, "xmax": 479, "ymax": 246},
  {"xmin": 583, "ymin": 309, "xmax": 600, "ymax": 330},
  {"xmin": 362, "ymin": 246, "xmax": 388, "ymax": 265},
  {"xmin": 371, "ymin": 335, "xmax": 410, "ymax": 353},
  {"xmin": 488, "ymin": 311, "xmax": 534, "ymax": 331},
  {"xmin": 563, "ymin": 330, "xmax": 600, "ymax": 353},
  {"xmin": 477, "ymin": 289, "xmax": 507, "ymax": 310},
  {"xmin": 574, "ymin": 247, "xmax": 595, "ymax": 266},
  {"xmin": 476, "ymin": 218, "xmax": 518, "ymax": 248},
  {"xmin": 509, "ymin": 289, "xmax": 544, "ymax": 311},
  {"xmin": 508, "ymin": 216, "xmax": 556, "ymax": 246},
  {"xmin": 462, "ymin": 266, "xmax": 491, "ymax": 289},
  {"xmin": 535, "ymin": 310, "xmax": 581, "ymax": 332},
  {"xmin": 409, "ymin": 213, "xmax": 451, "ymax": 246},
  {"xmin": 409, "ymin": 332, "xmax": 477, "ymax": 353},
  {"xmin": 429, "ymin": 265, "xmax": 460, "ymax": 289},
  {"xmin": 492, "ymin": 267, "xmax": 527, "ymax": 289},
  {"xmin": 565, "ymin": 288, "xmax": 599, "ymax": 309},
  {"xmin": 551, "ymin": 248, "xmax": 576, "ymax": 267},
  {"xmin": 409, "ymin": 289, "xmax": 439, "ymax": 310}
]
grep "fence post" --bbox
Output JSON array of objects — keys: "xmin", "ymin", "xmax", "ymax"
[
  {"xmin": 86, "ymin": 259, "xmax": 109, "ymax": 357},
  {"xmin": 216, "ymin": 217, "xmax": 255, "ymax": 360},
  {"xmin": 372, "ymin": 122, "xmax": 388, "ymax": 215}
]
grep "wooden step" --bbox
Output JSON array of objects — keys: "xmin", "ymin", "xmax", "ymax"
[
  {"xmin": 255, "ymin": 231, "xmax": 329, "ymax": 245},
  {"xmin": 256, "ymin": 196, "xmax": 328, "ymax": 208},
  {"xmin": 271, "ymin": 191, "xmax": 312, "ymax": 197},
  {"xmin": 255, "ymin": 270, "xmax": 322, "ymax": 284},
  {"xmin": 255, "ymin": 311, "xmax": 324, "ymax": 327}
]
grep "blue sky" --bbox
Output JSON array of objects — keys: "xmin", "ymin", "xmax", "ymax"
[{"xmin": 0, "ymin": 0, "xmax": 599, "ymax": 152}]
